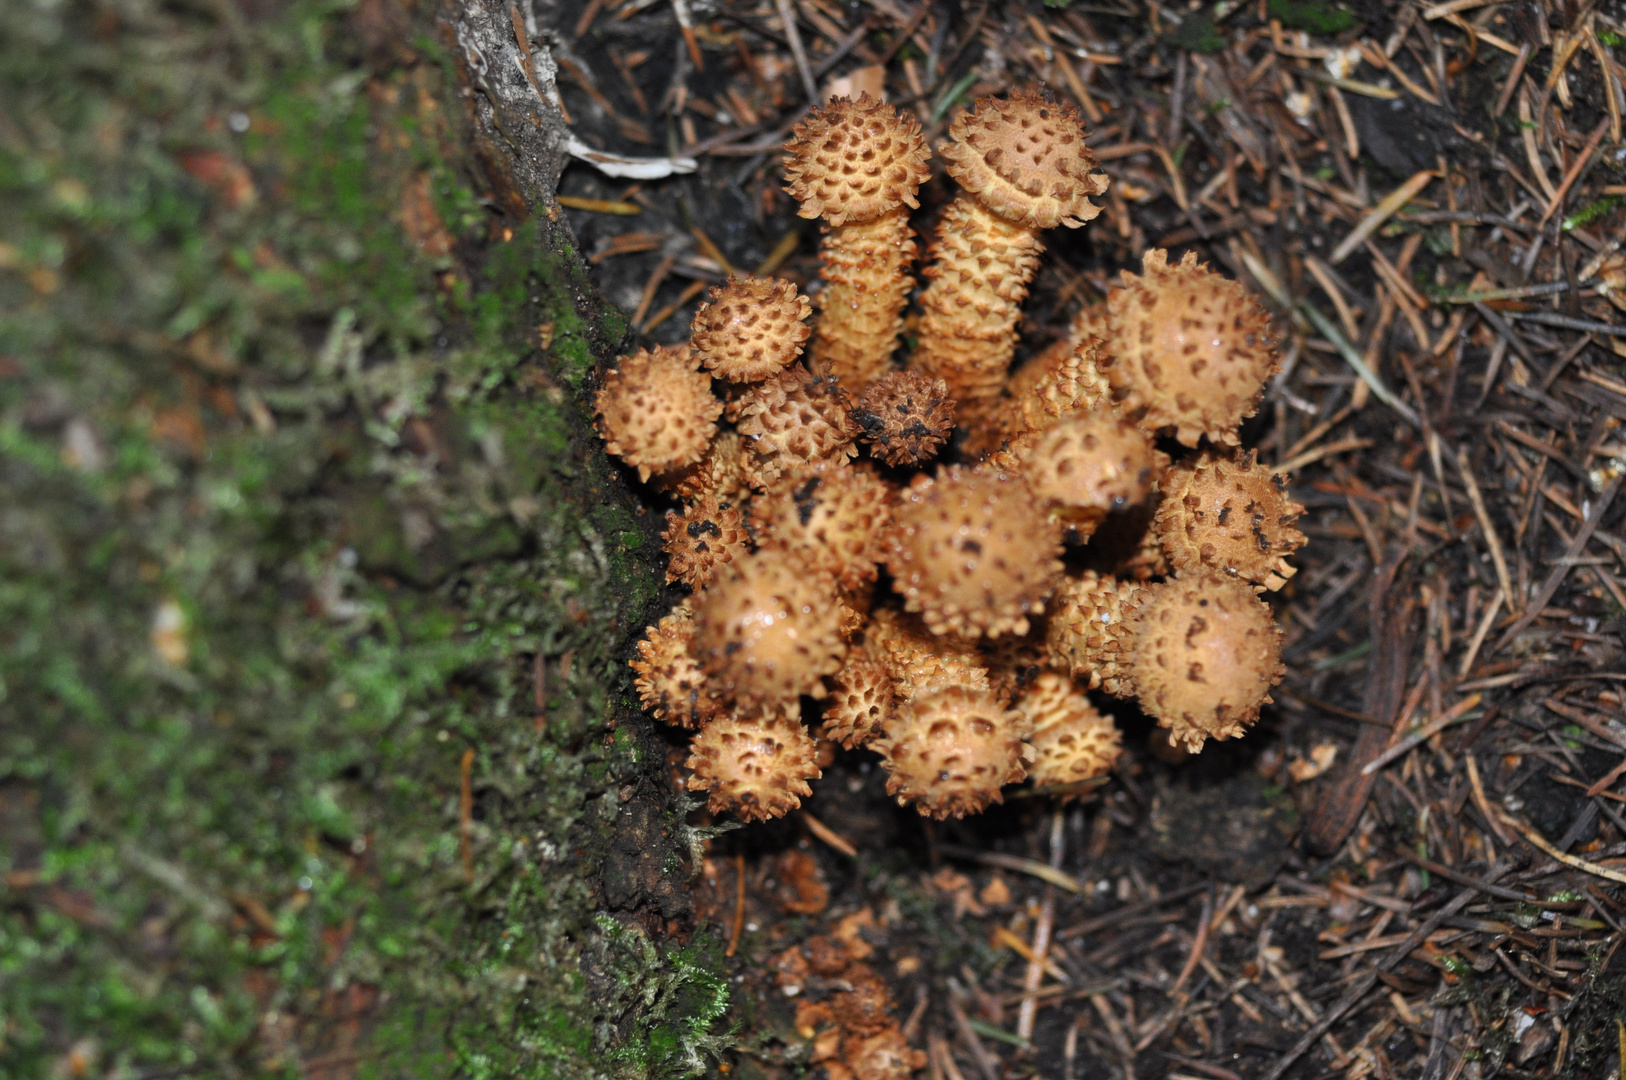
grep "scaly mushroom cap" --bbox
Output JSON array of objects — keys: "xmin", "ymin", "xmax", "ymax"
[
  {"xmin": 1104, "ymin": 249, "xmax": 1278, "ymax": 448},
  {"xmin": 851, "ymin": 370, "xmax": 956, "ymax": 467},
  {"xmin": 693, "ymin": 549, "xmax": 847, "ymax": 707},
  {"xmin": 734, "ymin": 365, "xmax": 860, "ymax": 481},
  {"xmin": 757, "ymin": 463, "xmax": 893, "ymax": 591},
  {"xmin": 686, "ymin": 707, "xmax": 820, "ymax": 821},
  {"xmin": 1046, "ymin": 572, "xmax": 1148, "ymax": 696},
  {"xmin": 690, "ymin": 276, "xmax": 813, "ymax": 382},
  {"xmin": 1021, "ymin": 407, "xmax": 1168, "ymax": 525},
  {"xmin": 874, "ymin": 685, "xmax": 1033, "ymax": 819},
  {"xmin": 662, "ymin": 494, "xmax": 751, "ymax": 588},
  {"xmin": 1128, "ymin": 572, "xmax": 1285, "ymax": 752},
  {"xmin": 939, "ymin": 89, "xmax": 1109, "ymax": 230},
  {"xmin": 863, "ymin": 606, "xmax": 992, "ymax": 701},
  {"xmin": 1016, "ymin": 672, "xmax": 1123, "ymax": 793},
  {"xmin": 1154, "ymin": 450, "xmax": 1307, "ymax": 591},
  {"xmin": 594, "ymin": 345, "xmax": 723, "ymax": 481},
  {"xmin": 885, "ymin": 465, "xmax": 1063, "ymax": 638},
  {"xmin": 783, "ymin": 93, "xmax": 932, "ymax": 227},
  {"xmin": 630, "ymin": 602, "xmax": 727, "ymax": 729},
  {"xmin": 653, "ymin": 428, "xmax": 765, "ymax": 504},
  {"xmin": 821, "ymin": 652, "xmax": 896, "ymax": 749}
]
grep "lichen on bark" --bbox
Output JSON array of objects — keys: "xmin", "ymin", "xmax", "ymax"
[{"xmin": 0, "ymin": 0, "xmax": 718, "ymax": 1075}]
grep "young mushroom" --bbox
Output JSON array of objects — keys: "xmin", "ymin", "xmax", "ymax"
[
  {"xmin": 686, "ymin": 707, "xmax": 821, "ymax": 821},
  {"xmin": 662, "ymin": 493, "xmax": 750, "ymax": 589},
  {"xmin": 874, "ymin": 684, "xmax": 1033, "ymax": 819},
  {"xmin": 1103, "ymin": 249, "xmax": 1278, "ymax": 447},
  {"xmin": 1154, "ymin": 450, "xmax": 1307, "ymax": 591},
  {"xmin": 1127, "ymin": 571, "xmax": 1285, "ymax": 752},
  {"xmin": 733, "ymin": 365, "xmax": 861, "ymax": 482},
  {"xmin": 783, "ymin": 94, "xmax": 932, "ymax": 392},
  {"xmin": 851, "ymin": 370, "xmax": 956, "ymax": 467},
  {"xmin": 821, "ymin": 652, "xmax": 896, "ymax": 749},
  {"xmin": 1046, "ymin": 572, "xmax": 1147, "ymax": 696},
  {"xmin": 595, "ymin": 345, "xmax": 723, "ymax": 481},
  {"xmin": 1016, "ymin": 405, "xmax": 1168, "ymax": 536},
  {"xmin": 689, "ymin": 275, "xmax": 813, "ymax": 383},
  {"xmin": 630, "ymin": 601, "xmax": 728, "ymax": 729},
  {"xmin": 912, "ymin": 89, "xmax": 1109, "ymax": 423},
  {"xmin": 755, "ymin": 463, "xmax": 894, "ymax": 591},
  {"xmin": 885, "ymin": 464, "xmax": 1063, "ymax": 638},
  {"xmin": 1015, "ymin": 672, "xmax": 1123, "ymax": 793}
]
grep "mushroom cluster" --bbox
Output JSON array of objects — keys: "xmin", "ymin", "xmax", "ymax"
[{"xmin": 600, "ymin": 89, "xmax": 1303, "ymax": 824}]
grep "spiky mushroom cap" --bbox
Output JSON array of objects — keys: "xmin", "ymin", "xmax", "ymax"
[
  {"xmin": 757, "ymin": 463, "xmax": 893, "ymax": 591},
  {"xmin": 1104, "ymin": 249, "xmax": 1279, "ymax": 448},
  {"xmin": 734, "ymin": 365, "xmax": 860, "ymax": 481},
  {"xmin": 1015, "ymin": 672, "xmax": 1122, "ymax": 795},
  {"xmin": 1021, "ymin": 407, "xmax": 1168, "ymax": 527},
  {"xmin": 1128, "ymin": 572, "xmax": 1285, "ymax": 752},
  {"xmin": 686, "ymin": 707, "xmax": 820, "ymax": 822},
  {"xmin": 874, "ymin": 685, "xmax": 1033, "ymax": 819},
  {"xmin": 630, "ymin": 602, "xmax": 727, "ymax": 729},
  {"xmin": 851, "ymin": 370, "xmax": 955, "ymax": 467},
  {"xmin": 662, "ymin": 494, "xmax": 751, "ymax": 589},
  {"xmin": 1155, "ymin": 450, "xmax": 1307, "ymax": 591},
  {"xmin": 690, "ymin": 276, "xmax": 813, "ymax": 383},
  {"xmin": 939, "ymin": 89, "xmax": 1109, "ymax": 230},
  {"xmin": 821, "ymin": 653, "xmax": 896, "ymax": 749},
  {"xmin": 885, "ymin": 465, "xmax": 1063, "ymax": 638},
  {"xmin": 594, "ymin": 345, "xmax": 723, "ymax": 481},
  {"xmin": 782, "ymin": 93, "xmax": 932, "ymax": 227},
  {"xmin": 693, "ymin": 549, "xmax": 847, "ymax": 707},
  {"xmin": 1046, "ymin": 572, "xmax": 1148, "ymax": 696},
  {"xmin": 863, "ymin": 606, "xmax": 992, "ymax": 701}
]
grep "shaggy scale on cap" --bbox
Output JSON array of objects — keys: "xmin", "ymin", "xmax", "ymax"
[
  {"xmin": 693, "ymin": 550, "xmax": 847, "ymax": 707},
  {"xmin": 757, "ymin": 463, "xmax": 893, "ymax": 591},
  {"xmin": 1104, "ymin": 249, "xmax": 1278, "ymax": 448},
  {"xmin": 821, "ymin": 653, "xmax": 896, "ymax": 749},
  {"xmin": 690, "ymin": 276, "xmax": 812, "ymax": 383},
  {"xmin": 938, "ymin": 88, "xmax": 1108, "ymax": 230},
  {"xmin": 1128, "ymin": 572, "xmax": 1285, "ymax": 752},
  {"xmin": 662, "ymin": 494, "xmax": 750, "ymax": 589},
  {"xmin": 886, "ymin": 465, "xmax": 1062, "ymax": 638},
  {"xmin": 1046, "ymin": 572, "xmax": 1147, "ymax": 695},
  {"xmin": 734, "ymin": 365, "xmax": 860, "ymax": 481},
  {"xmin": 594, "ymin": 345, "xmax": 723, "ymax": 481},
  {"xmin": 782, "ymin": 93, "xmax": 932, "ymax": 227},
  {"xmin": 851, "ymin": 370, "xmax": 955, "ymax": 467},
  {"xmin": 1154, "ymin": 450, "xmax": 1307, "ymax": 591},
  {"xmin": 686, "ymin": 708, "xmax": 820, "ymax": 822},
  {"xmin": 874, "ymin": 685, "xmax": 1033, "ymax": 819},
  {"xmin": 1015, "ymin": 672, "xmax": 1122, "ymax": 794},
  {"xmin": 630, "ymin": 602, "xmax": 727, "ymax": 729}
]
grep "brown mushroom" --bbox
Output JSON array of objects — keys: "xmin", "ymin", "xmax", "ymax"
[
  {"xmin": 873, "ymin": 685, "xmax": 1033, "ymax": 819},
  {"xmin": 885, "ymin": 464, "xmax": 1063, "ymax": 638},
  {"xmin": 630, "ymin": 601, "xmax": 727, "ymax": 728},
  {"xmin": 862, "ymin": 606, "xmax": 992, "ymax": 701},
  {"xmin": 686, "ymin": 707, "xmax": 820, "ymax": 821},
  {"xmin": 1103, "ymin": 249, "xmax": 1278, "ymax": 447},
  {"xmin": 1127, "ymin": 572, "xmax": 1285, "ymax": 751},
  {"xmin": 912, "ymin": 90, "xmax": 1108, "ymax": 422},
  {"xmin": 733, "ymin": 364, "xmax": 860, "ymax": 482},
  {"xmin": 594, "ymin": 344, "xmax": 723, "ymax": 481},
  {"xmin": 756, "ymin": 462, "xmax": 893, "ymax": 591},
  {"xmin": 1015, "ymin": 671, "xmax": 1123, "ymax": 793},
  {"xmin": 662, "ymin": 493, "xmax": 751, "ymax": 588},
  {"xmin": 783, "ymin": 94, "xmax": 932, "ymax": 391},
  {"xmin": 1154, "ymin": 450, "xmax": 1307, "ymax": 591},
  {"xmin": 1017, "ymin": 405, "xmax": 1168, "ymax": 534},
  {"xmin": 690, "ymin": 275, "xmax": 812, "ymax": 383},
  {"xmin": 850, "ymin": 370, "xmax": 956, "ymax": 467},
  {"xmin": 1046, "ymin": 572, "xmax": 1148, "ymax": 696},
  {"xmin": 821, "ymin": 652, "xmax": 896, "ymax": 749}
]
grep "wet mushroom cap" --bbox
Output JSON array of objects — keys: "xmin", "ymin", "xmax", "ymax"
[
  {"xmin": 1128, "ymin": 571, "xmax": 1285, "ymax": 752},
  {"xmin": 693, "ymin": 549, "xmax": 848, "ymax": 707},
  {"xmin": 686, "ymin": 707, "xmax": 820, "ymax": 822},
  {"xmin": 939, "ymin": 88, "xmax": 1109, "ymax": 230},
  {"xmin": 782, "ymin": 93, "xmax": 933, "ymax": 226},
  {"xmin": 874, "ymin": 684, "xmax": 1033, "ymax": 819},
  {"xmin": 1155, "ymin": 450, "xmax": 1307, "ymax": 591},
  {"xmin": 594, "ymin": 345, "xmax": 723, "ymax": 481},
  {"xmin": 1021, "ymin": 407, "xmax": 1168, "ymax": 520},
  {"xmin": 1104, "ymin": 249, "xmax": 1278, "ymax": 448},
  {"xmin": 862, "ymin": 606, "xmax": 993, "ymax": 701},
  {"xmin": 1046, "ymin": 572, "xmax": 1147, "ymax": 696},
  {"xmin": 690, "ymin": 276, "xmax": 813, "ymax": 383}
]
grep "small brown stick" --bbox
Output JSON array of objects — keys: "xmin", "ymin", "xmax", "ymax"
[
  {"xmin": 1453, "ymin": 445, "xmax": 1516, "ymax": 612},
  {"xmin": 798, "ymin": 809, "xmax": 858, "ymax": 857},
  {"xmin": 1586, "ymin": 24, "xmax": 1622, "ymax": 143},
  {"xmin": 1494, "ymin": 42, "xmax": 1533, "ymax": 116},
  {"xmin": 1331, "ymin": 170, "xmax": 1434, "ymax": 264},
  {"xmin": 1538, "ymin": 117, "xmax": 1611, "ymax": 226},
  {"xmin": 1017, "ymin": 811, "xmax": 1065, "ymax": 1040},
  {"xmin": 629, "ymin": 252, "xmax": 676, "ymax": 327},
  {"xmin": 459, "ymin": 747, "xmax": 476, "ymax": 883},
  {"xmin": 641, "ymin": 279, "xmax": 705, "ymax": 333},
  {"xmin": 1457, "ymin": 587, "xmax": 1505, "ymax": 679},
  {"xmin": 1167, "ymin": 886, "xmax": 1214, "ymax": 999},
  {"xmin": 725, "ymin": 851, "xmax": 746, "ymax": 957},
  {"xmin": 1493, "ymin": 475, "xmax": 1624, "ymax": 654},
  {"xmin": 936, "ymin": 843, "xmax": 1085, "ymax": 893},
  {"xmin": 1090, "ymin": 993, "xmax": 1138, "ymax": 1080},
  {"xmin": 1499, "ymin": 809, "xmax": 1626, "ymax": 885},
  {"xmin": 1361, "ymin": 693, "xmax": 1484, "ymax": 776},
  {"xmin": 773, "ymin": 0, "xmax": 820, "ymax": 103},
  {"xmin": 946, "ymin": 993, "xmax": 1003, "ymax": 1080}
]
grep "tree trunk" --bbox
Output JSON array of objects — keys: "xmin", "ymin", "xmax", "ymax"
[{"xmin": 0, "ymin": 0, "xmax": 716, "ymax": 1074}]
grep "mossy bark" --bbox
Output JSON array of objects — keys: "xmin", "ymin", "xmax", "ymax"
[{"xmin": 0, "ymin": 0, "xmax": 718, "ymax": 1075}]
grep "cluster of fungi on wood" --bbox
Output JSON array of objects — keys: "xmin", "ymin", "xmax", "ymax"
[{"xmin": 598, "ymin": 88, "xmax": 1306, "ymax": 825}]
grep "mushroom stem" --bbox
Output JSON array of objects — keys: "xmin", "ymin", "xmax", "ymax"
[{"xmin": 810, "ymin": 205, "xmax": 918, "ymax": 389}]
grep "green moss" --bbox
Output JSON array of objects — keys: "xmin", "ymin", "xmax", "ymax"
[{"xmin": 0, "ymin": 0, "xmax": 710, "ymax": 1075}]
